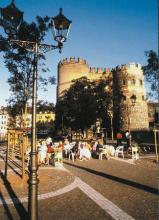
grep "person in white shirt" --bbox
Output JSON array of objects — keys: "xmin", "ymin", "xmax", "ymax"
[{"xmin": 38, "ymin": 141, "xmax": 48, "ymax": 164}]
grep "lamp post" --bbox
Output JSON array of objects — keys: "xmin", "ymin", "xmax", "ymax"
[
  {"xmin": 96, "ymin": 118, "xmax": 102, "ymax": 139},
  {"xmin": 108, "ymin": 110, "xmax": 114, "ymax": 141},
  {"xmin": 0, "ymin": 1, "xmax": 72, "ymax": 220},
  {"xmin": 127, "ymin": 94, "xmax": 137, "ymax": 151}
]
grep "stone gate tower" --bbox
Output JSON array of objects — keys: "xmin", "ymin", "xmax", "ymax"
[
  {"xmin": 57, "ymin": 58, "xmax": 149, "ymax": 131},
  {"xmin": 57, "ymin": 57, "xmax": 111, "ymax": 98},
  {"xmin": 114, "ymin": 63, "xmax": 149, "ymax": 131}
]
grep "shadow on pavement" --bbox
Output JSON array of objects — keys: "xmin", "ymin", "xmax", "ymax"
[
  {"xmin": 64, "ymin": 161, "xmax": 158, "ymax": 195},
  {"xmin": 0, "ymin": 191, "xmax": 14, "ymax": 220},
  {"xmin": 7, "ymin": 161, "xmax": 22, "ymax": 178},
  {"xmin": 5, "ymin": 157, "xmax": 29, "ymax": 178},
  {"xmin": 0, "ymin": 154, "xmax": 5, "ymax": 160},
  {"xmin": 0, "ymin": 171, "xmax": 28, "ymax": 220}
]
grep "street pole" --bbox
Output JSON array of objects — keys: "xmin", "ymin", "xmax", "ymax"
[
  {"xmin": 127, "ymin": 105, "xmax": 132, "ymax": 157},
  {"xmin": 0, "ymin": 3, "xmax": 72, "ymax": 219},
  {"xmin": 28, "ymin": 41, "xmax": 39, "ymax": 220},
  {"xmin": 110, "ymin": 116, "xmax": 114, "ymax": 141},
  {"xmin": 127, "ymin": 95, "xmax": 137, "ymax": 158},
  {"xmin": 108, "ymin": 110, "xmax": 114, "ymax": 141},
  {"xmin": 127, "ymin": 106, "xmax": 131, "ymax": 145}
]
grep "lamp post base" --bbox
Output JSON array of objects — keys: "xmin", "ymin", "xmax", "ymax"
[{"xmin": 28, "ymin": 151, "xmax": 39, "ymax": 220}]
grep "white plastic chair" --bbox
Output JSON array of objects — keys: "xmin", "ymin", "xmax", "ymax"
[
  {"xmin": 115, "ymin": 146, "xmax": 124, "ymax": 158},
  {"xmin": 68, "ymin": 149, "xmax": 75, "ymax": 162},
  {"xmin": 132, "ymin": 147, "xmax": 139, "ymax": 160},
  {"xmin": 54, "ymin": 152, "xmax": 63, "ymax": 167}
]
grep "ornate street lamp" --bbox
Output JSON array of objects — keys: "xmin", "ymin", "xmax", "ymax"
[
  {"xmin": 52, "ymin": 8, "xmax": 72, "ymax": 44},
  {"xmin": 0, "ymin": 1, "xmax": 71, "ymax": 220},
  {"xmin": 0, "ymin": 0, "xmax": 23, "ymax": 38},
  {"xmin": 128, "ymin": 94, "xmax": 137, "ymax": 131},
  {"xmin": 127, "ymin": 94, "xmax": 137, "ymax": 155}
]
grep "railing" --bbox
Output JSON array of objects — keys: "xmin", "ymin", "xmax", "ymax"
[{"xmin": 5, "ymin": 129, "xmax": 29, "ymax": 179}]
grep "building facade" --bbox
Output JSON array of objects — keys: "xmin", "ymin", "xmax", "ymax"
[
  {"xmin": 16, "ymin": 111, "xmax": 55, "ymax": 128},
  {"xmin": 114, "ymin": 64, "xmax": 149, "ymax": 131},
  {"xmin": 57, "ymin": 57, "xmax": 149, "ymax": 131},
  {"xmin": 36, "ymin": 111, "xmax": 55, "ymax": 123},
  {"xmin": 0, "ymin": 107, "xmax": 9, "ymax": 140}
]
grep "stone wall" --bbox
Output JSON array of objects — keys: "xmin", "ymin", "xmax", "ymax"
[
  {"xmin": 57, "ymin": 58, "xmax": 149, "ymax": 131},
  {"xmin": 114, "ymin": 63, "xmax": 149, "ymax": 130},
  {"xmin": 57, "ymin": 57, "xmax": 111, "ymax": 97}
]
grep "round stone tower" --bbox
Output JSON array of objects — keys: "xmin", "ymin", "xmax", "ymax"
[
  {"xmin": 57, "ymin": 57, "xmax": 111, "ymax": 98},
  {"xmin": 57, "ymin": 58, "xmax": 149, "ymax": 132},
  {"xmin": 114, "ymin": 63, "xmax": 149, "ymax": 131},
  {"xmin": 57, "ymin": 57, "xmax": 90, "ymax": 98}
]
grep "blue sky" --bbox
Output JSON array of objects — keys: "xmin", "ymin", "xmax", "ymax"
[{"xmin": 0, "ymin": 0, "xmax": 157, "ymax": 106}]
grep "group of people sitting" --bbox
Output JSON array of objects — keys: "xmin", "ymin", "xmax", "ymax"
[
  {"xmin": 63, "ymin": 139, "xmax": 92, "ymax": 161},
  {"xmin": 63, "ymin": 138, "xmax": 114, "ymax": 161},
  {"xmin": 26, "ymin": 136, "xmax": 117, "ymax": 166}
]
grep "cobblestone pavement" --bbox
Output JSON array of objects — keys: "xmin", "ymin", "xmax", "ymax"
[
  {"xmin": 0, "ymin": 147, "xmax": 158, "ymax": 220},
  {"xmin": 64, "ymin": 157, "xmax": 158, "ymax": 220}
]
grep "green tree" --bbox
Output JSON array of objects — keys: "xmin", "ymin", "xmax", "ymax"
[
  {"xmin": 143, "ymin": 50, "xmax": 159, "ymax": 101},
  {"xmin": 37, "ymin": 100, "xmax": 55, "ymax": 113},
  {"xmin": 0, "ymin": 16, "xmax": 55, "ymax": 126},
  {"xmin": 55, "ymin": 77, "xmax": 113, "ymax": 132},
  {"xmin": 36, "ymin": 100, "xmax": 55, "ymax": 135}
]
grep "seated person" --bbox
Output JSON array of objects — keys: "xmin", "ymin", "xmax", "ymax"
[
  {"xmin": 46, "ymin": 142, "xmax": 54, "ymax": 165},
  {"xmin": 96, "ymin": 139, "xmax": 103, "ymax": 154},
  {"xmin": 63, "ymin": 138, "xmax": 71, "ymax": 157},
  {"xmin": 46, "ymin": 136, "xmax": 52, "ymax": 147},
  {"xmin": 70, "ymin": 143, "xmax": 78, "ymax": 159},
  {"xmin": 38, "ymin": 141, "xmax": 48, "ymax": 165},
  {"xmin": 79, "ymin": 142, "xmax": 91, "ymax": 161}
]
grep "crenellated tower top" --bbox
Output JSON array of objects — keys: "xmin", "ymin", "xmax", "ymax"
[
  {"xmin": 58, "ymin": 57, "xmax": 111, "ymax": 76},
  {"xmin": 58, "ymin": 57, "xmax": 88, "ymax": 67}
]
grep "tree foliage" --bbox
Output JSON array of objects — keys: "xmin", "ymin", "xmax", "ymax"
[
  {"xmin": 0, "ymin": 16, "xmax": 55, "ymax": 119},
  {"xmin": 55, "ymin": 77, "xmax": 114, "ymax": 132},
  {"xmin": 37, "ymin": 100, "xmax": 55, "ymax": 113},
  {"xmin": 36, "ymin": 100, "xmax": 55, "ymax": 135},
  {"xmin": 143, "ymin": 50, "xmax": 159, "ymax": 101}
]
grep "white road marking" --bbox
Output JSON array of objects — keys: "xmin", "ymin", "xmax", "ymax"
[
  {"xmin": 0, "ymin": 175, "xmax": 135, "ymax": 220},
  {"xmin": 0, "ymin": 180, "xmax": 77, "ymax": 205},
  {"xmin": 0, "ymin": 163, "xmax": 136, "ymax": 219},
  {"xmin": 75, "ymin": 177, "xmax": 135, "ymax": 220}
]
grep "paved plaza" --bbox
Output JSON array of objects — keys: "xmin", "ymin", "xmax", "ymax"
[{"xmin": 0, "ymin": 146, "xmax": 158, "ymax": 220}]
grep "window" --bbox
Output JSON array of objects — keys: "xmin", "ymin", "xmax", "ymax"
[
  {"xmin": 123, "ymin": 79, "xmax": 126, "ymax": 85},
  {"xmin": 140, "ymin": 80, "xmax": 143, "ymax": 86},
  {"xmin": 142, "ymin": 96, "xmax": 144, "ymax": 101}
]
